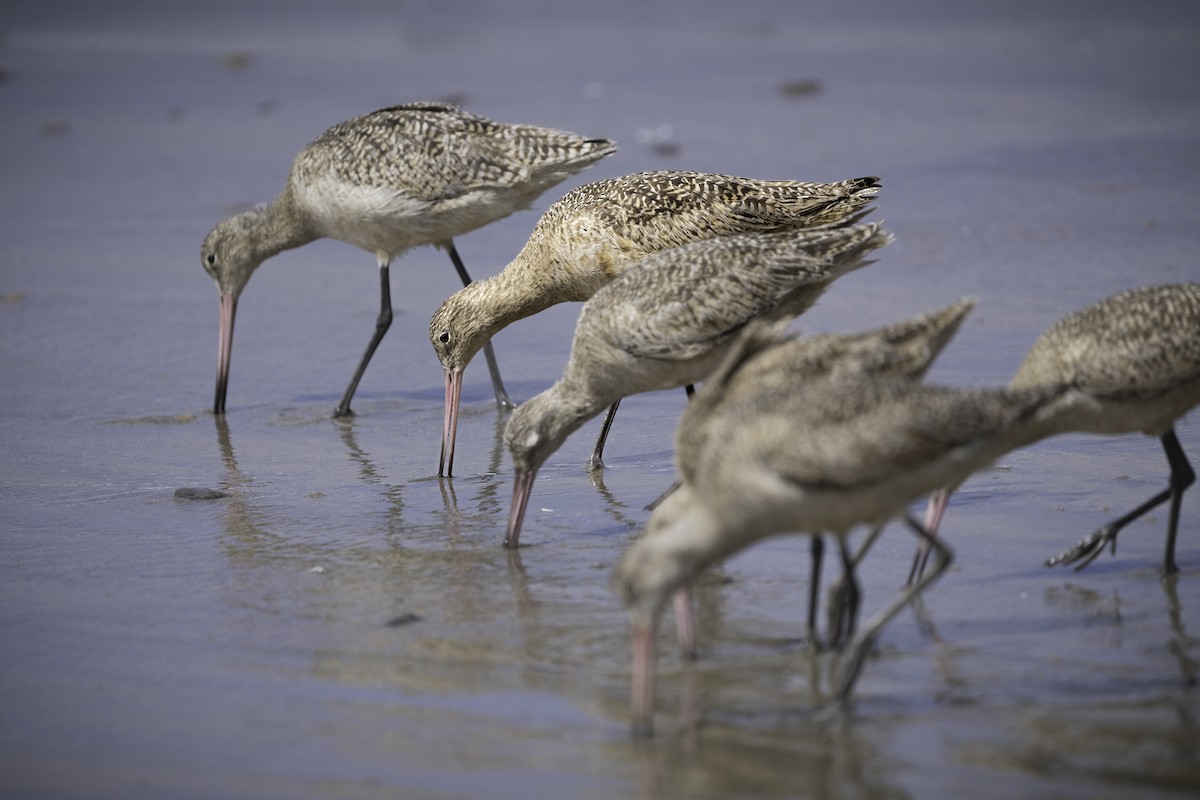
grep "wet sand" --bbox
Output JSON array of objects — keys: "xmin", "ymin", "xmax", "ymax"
[{"xmin": 1, "ymin": 1, "xmax": 1198, "ymax": 797}]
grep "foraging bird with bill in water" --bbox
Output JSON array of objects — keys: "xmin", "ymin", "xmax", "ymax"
[
  {"xmin": 916, "ymin": 282, "xmax": 1200, "ymax": 578},
  {"xmin": 429, "ymin": 170, "xmax": 881, "ymax": 476},
  {"xmin": 614, "ymin": 319, "xmax": 1080, "ymax": 735},
  {"xmin": 201, "ymin": 101, "xmax": 615, "ymax": 417},
  {"xmin": 502, "ymin": 216, "xmax": 893, "ymax": 550}
]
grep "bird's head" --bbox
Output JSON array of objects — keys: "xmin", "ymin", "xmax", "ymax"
[
  {"xmin": 503, "ymin": 389, "xmax": 589, "ymax": 477},
  {"xmin": 428, "ymin": 286, "xmax": 492, "ymax": 375},
  {"xmin": 613, "ymin": 487, "xmax": 700, "ymax": 624},
  {"xmin": 201, "ymin": 209, "xmax": 271, "ymax": 300}
]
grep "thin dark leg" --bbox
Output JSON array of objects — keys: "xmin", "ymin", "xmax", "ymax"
[
  {"xmin": 1160, "ymin": 429, "xmax": 1194, "ymax": 576},
  {"xmin": 906, "ymin": 543, "xmax": 924, "ymax": 586},
  {"xmin": 645, "ymin": 479, "xmax": 682, "ymax": 512},
  {"xmin": 807, "ymin": 536, "xmax": 825, "ymax": 648},
  {"xmin": 446, "ymin": 241, "xmax": 513, "ymax": 410},
  {"xmin": 850, "ymin": 525, "xmax": 885, "ymax": 569},
  {"xmin": 827, "ymin": 525, "xmax": 882, "ymax": 643},
  {"xmin": 590, "ymin": 386, "xmax": 698, "ymax": 474},
  {"xmin": 829, "ymin": 537, "xmax": 861, "ymax": 650},
  {"xmin": 907, "ymin": 535, "xmax": 938, "ymax": 587},
  {"xmin": 586, "ymin": 400, "xmax": 621, "ymax": 473},
  {"xmin": 335, "ymin": 263, "xmax": 393, "ymax": 418},
  {"xmin": 835, "ymin": 515, "xmax": 953, "ymax": 702},
  {"xmin": 1046, "ymin": 429, "xmax": 1195, "ymax": 574}
]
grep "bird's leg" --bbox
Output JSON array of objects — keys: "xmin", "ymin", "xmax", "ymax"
[
  {"xmin": 1160, "ymin": 429, "xmax": 1194, "ymax": 576},
  {"xmin": 806, "ymin": 536, "xmax": 825, "ymax": 649},
  {"xmin": 834, "ymin": 515, "xmax": 953, "ymax": 703},
  {"xmin": 644, "ymin": 479, "xmax": 682, "ymax": 512},
  {"xmin": 1048, "ymin": 488, "xmax": 1174, "ymax": 571},
  {"xmin": 840, "ymin": 538, "xmax": 861, "ymax": 644},
  {"xmin": 850, "ymin": 524, "xmax": 886, "ymax": 569},
  {"xmin": 445, "ymin": 238, "xmax": 473, "ymax": 287},
  {"xmin": 446, "ymin": 240, "xmax": 514, "ymax": 411},
  {"xmin": 590, "ymin": 386, "xmax": 696, "ymax": 474},
  {"xmin": 826, "ymin": 525, "xmax": 882, "ymax": 645},
  {"xmin": 827, "ymin": 537, "xmax": 862, "ymax": 650},
  {"xmin": 586, "ymin": 400, "xmax": 621, "ymax": 473},
  {"xmin": 335, "ymin": 262, "xmax": 393, "ymax": 418},
  {"xmin": 1046, "ymin": 429, "xmax": 1194, "ymax": 574}
]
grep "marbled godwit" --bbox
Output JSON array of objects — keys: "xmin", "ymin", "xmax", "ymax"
[
  {"xmin": 667, "ymin": 298, "xmax": 977, "ymax": 645},
  {"xmin": 502, "ymin": 217, "xmax": 893, "ymax": 549},
  {"xmin": 613, "ymin": 323, "xmax": 1078, "ymax": 735},
  {"xmin": 430, "ymin": 171, "xmax": 881, "ymax": 475},
  {"xmin": 917, "ymin": 283, "xmax": 1200, "ymax": 578},
  {"xmin": 651, "ymin": 299, "xmax": 976, "ymax": 653},
  {"xmin": 201, "ymin": 102, "xmax": 615, "ymax": 417}
]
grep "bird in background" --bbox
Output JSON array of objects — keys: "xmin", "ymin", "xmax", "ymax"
[
  {"xmin": 915, "ymin": 283, "xmax": 1200, "ymax": 580},
  {"xmin": 201, "ymin": 102, "xmax": 615, "ymax": 418},
  {"xmin": 503, "ymin": 216, "xmax": 893, "ymax": 550},
  {"xmin": 429, "ymin": 170, "xmax": 881, "ymax": 475}
]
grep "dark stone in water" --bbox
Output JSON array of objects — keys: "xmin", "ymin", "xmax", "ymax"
[
  {"xmin": 778, "ymin": 78, "xmax": 823, "ymax": 98},
  {"xmin": 385, "ymin": 613, "xmax": 423, "ymax": 628},
  {"xmin": 174, "ymin": 487, "xmax": 228, "ymax": 500}
]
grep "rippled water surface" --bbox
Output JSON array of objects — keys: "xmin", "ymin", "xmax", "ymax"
[{"xmin": 2, "ymin": 1, "xmax": 1198, "ymax": 797}]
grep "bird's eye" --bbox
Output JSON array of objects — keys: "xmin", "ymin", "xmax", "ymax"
[
  {"xmin": 206, "ymin": 254, "xmax": 216, "ymax": 266},
  {"xmin": 439, "ymin": 332, "xmax": 450, "ymax": 344}
]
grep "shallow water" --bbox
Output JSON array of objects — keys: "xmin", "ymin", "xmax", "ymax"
[{"xmin": 2, "ymin": 1, "xmax": 1199, "ymax": 797}]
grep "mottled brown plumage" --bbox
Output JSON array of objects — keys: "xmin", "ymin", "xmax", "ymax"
[
  {"xmin": 674, "ymin": 298, "xmax": 976, "ymax": 489},
  {"xmin": 502, "ymin": 218, "xmax": 893, "ymax": 549},
  {"xmin": 201, "ymin": 102, "xmax": 615, "ymax": 417},
  {"xmin": 1010, "ymin": 284, "xmax": 1200, "ymax": 425},
  {"xmin": 653, "ymin": 299, "xmax": 975, "ymax": 650},
  {"xmin": 613, "ymin": 325, "xmax": 1076, "ymax": 734},
  {"xmin": 1021, "ymin": 283, "xmax": 1200, "ymax": 574},
  {"xmin": 430, "ymin": 170, "xmax": 880, "ymax": 474},
  {"xmin": 920, "ymin": 283, "xmax": 1200, "ymax": 576}
]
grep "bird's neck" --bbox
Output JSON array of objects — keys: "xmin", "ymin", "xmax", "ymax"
[
  {"xmin": 628, "ymin": 492, "xmax": 730, "ymax": 614},
  {"xmin": 508, "ymin": 383, "xmax": 607, "ymax": 477},
  {"xmin": 547, "ymin": 378, "xmax": 610, "ymax": 428},
  {"xmin": 528, "ymin": 381, "xmax": 610, "ymax": 462},
  {"xmin": 460, "ymin": 249, "xmax": 582, "ymax": 341},
  {"xmin": 1010, "ymin": 384, "xmax": 1097, "ymax": 448},
  {"xmin": 494, "ymin": 230, "xmax": 616, "ymax": 313},
  {"xmin": 253, "ymin": 187, "xmax": 321, "ymax": 260}
]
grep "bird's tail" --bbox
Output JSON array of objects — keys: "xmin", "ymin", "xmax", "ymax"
[
  {"xmin": 795, "ymin": 175, "xmax": 881, "ymax": 225},
  {"xmin": 800, "ymin": 218, "xmax": 895, "ymax": 279},
  {"xmin": 865, "ymin": 297, "xmax": 976, "ymax": 382}
]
